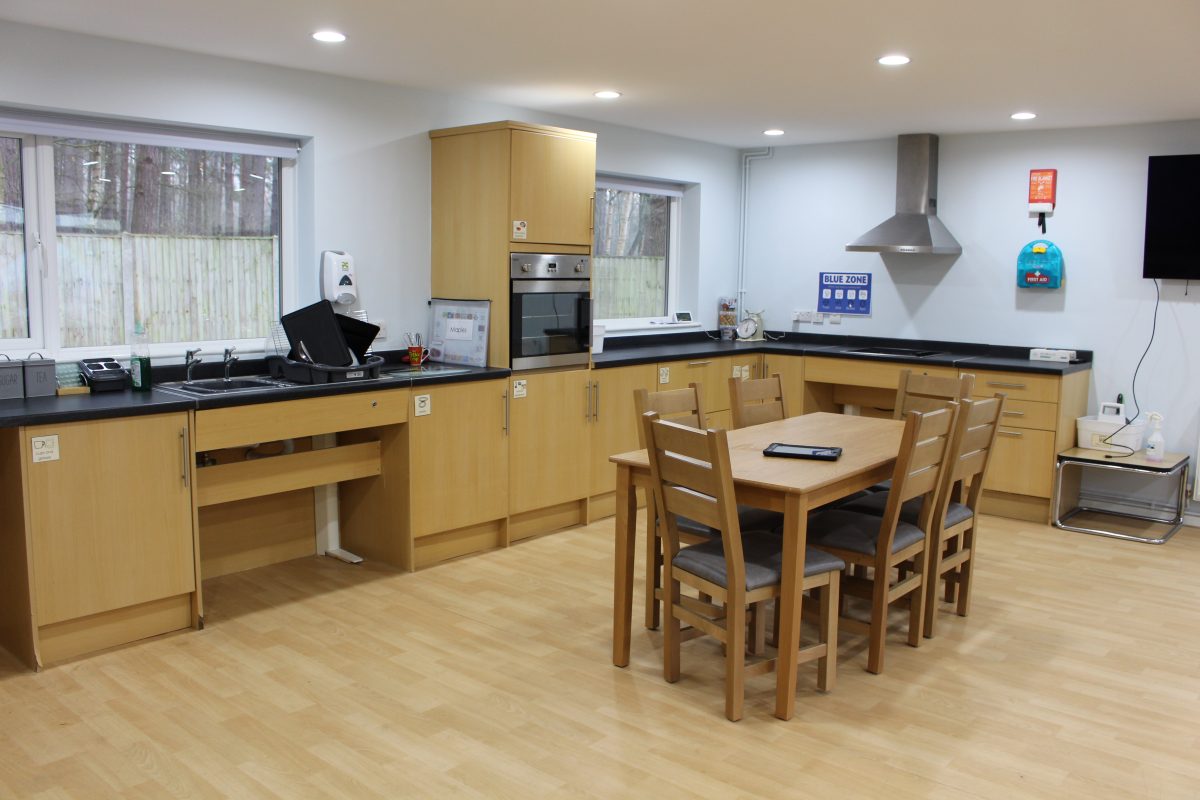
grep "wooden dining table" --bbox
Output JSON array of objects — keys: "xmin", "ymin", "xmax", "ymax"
[{"xmin": 610, "ymin": 411, "xmax": 905, "ymax": 720}]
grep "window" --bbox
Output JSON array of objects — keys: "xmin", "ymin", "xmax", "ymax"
[
  {"xmin": 0, "ymin": 113, "xmax": 296, "ymax": 357},
  {"xmin": 592, "ymin": 178, "xmax": 681, "ymax": 328}
]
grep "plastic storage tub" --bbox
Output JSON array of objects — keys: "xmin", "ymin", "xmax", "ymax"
[{"xmin": 1076, "ymin": 402, "xmax": 1146, "ymax": 453}]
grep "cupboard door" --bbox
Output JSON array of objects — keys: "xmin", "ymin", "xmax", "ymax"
[
  {"xmin": 589, "ymin": 364, "xmax": 657, "ymax": 496},
  {"xmin": 510, "ymin": 129, "xmax": 596, "ymax": 246},
  {"xmin": 27, "ymin": 413, "xmax": 196, "ymax": 625},
  {"xmin": 984, "ymin": 427, "xmax": 1056, "ymax": 498},
  {"xmin": 657, "ymin": 357, "xmax": 737, "ymax": 415},
  {"xmin": 761, "ymin": 354, "xmax": 804, "ymax": 416},
  {"xmin": 408, "ymin": 380, "xmax": 510, "ymax": 538},
  {"xmin": 509, "ymin": 369, "xmax": 591, "ymax": 514}
]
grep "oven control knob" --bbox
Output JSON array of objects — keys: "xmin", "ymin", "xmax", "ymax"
[{"xmin": 521, "ymin": 264, "xmax": 531, "ymax": 273}]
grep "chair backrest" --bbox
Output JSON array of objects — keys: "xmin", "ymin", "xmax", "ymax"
[
  {"xmin": 936, "ymin": 394, "xmax": 1005, "ymax": 523},
  {"xmin": 894, "ymin": 370, "xmax": 975, "ymax": 419},
  {"xmin": 633, "ymin": 383, "xmax": 706, "ymax": 446},
  {"xmin": 640, "ymin": 411, "xmax": 745, "ymax": 592},
  {"xmin": 877, "ymin": 404, "xmax": 959, "ymax": 558},
  {"xmin": 728, "ymin": 374, "xmax": 789, "ymax": 429}
]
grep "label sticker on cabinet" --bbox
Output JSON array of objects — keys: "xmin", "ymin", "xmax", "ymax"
[
  {"xmin": 414, "ymin": 394, "xmax": 431, "ymax": 417},
  {"xmin": 512, "ymin": 379, "xmax": 527, "ymax": 399},
  {"xmin": 31, "ymin": 434, "xmax": 59, "ymax": 462},
  {"xmin": 512, "ymin": 220, "xmax": 528, "ymax": 240},
  {"xmin": 659, "ymin": 367, "xmax": 670, "ymax": 384}
]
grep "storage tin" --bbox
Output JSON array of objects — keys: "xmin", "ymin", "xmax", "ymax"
[
  {"xmin": 0, "ymin": 354, "xmax": 23, "ymax": 399},
  {"xmin": 23, "ymin": 353, "xmax": 57, "ymax": 397}
]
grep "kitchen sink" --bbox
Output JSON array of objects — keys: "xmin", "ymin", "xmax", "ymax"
[
  {"xmin": 158, "ymin": 376, "xmax": 297, "ymax": 395},
  {"xmin": 846, "ymin": 346, "xmax": 944, "ymax": 359}
]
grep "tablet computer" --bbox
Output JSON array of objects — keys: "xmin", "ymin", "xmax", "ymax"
[{"xmin": 763, "ymin": 443, "xmax": 842, "ymax": 461}]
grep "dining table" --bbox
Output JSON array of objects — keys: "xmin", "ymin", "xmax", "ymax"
[{"xmin": 609, "ymin": 411, "xmax": 905, "ymax": 720}]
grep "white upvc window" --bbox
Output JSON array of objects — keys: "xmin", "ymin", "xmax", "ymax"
[
  {"xmin": 0, "ymin": 111, "xmax": 298, "ymax": 361},
  {"xmin": 592, "ymin": 176, "xmax": 683, "ymax": 330}
]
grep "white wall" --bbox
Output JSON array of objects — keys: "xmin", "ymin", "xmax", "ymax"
[
  {"xmin": 743, "ymin": 122, "xmax": 1200, "ymax": 453},
  {"xmin": 0, "ymin": 21, "xmax": 741, "ymax": 345}
]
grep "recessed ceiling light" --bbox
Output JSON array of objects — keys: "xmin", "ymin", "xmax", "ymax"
[
  {"xmin": 763, "ymin": 129, "xmax": 785, "ymax": 136},
  {"xmin": 1011, "ymin": 111, "xmax": 1037, "ymax": 120},
  {"xmin": 312, "ymin": 30, "xmax": 346, "ymax": 43},
  {"xmin": 593, "ymin": 90, "xmax": 622, "ymax": 100},
  {"xmin": 877, "ymin": 54, "xmax": 911, "ymax": 66}
]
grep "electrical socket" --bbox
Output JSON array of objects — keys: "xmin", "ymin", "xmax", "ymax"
[
  {"xmin": 374, "ymin": 319, "xmax": 387, "ymax": 340},
  {"xmin": 829, "ymin": 314, "xmax": 842, "ymax": 325},
  {"xmin": 796, "ymin": 310, "xmax": 814, "ymax": 323},
  {"xmin": 811, "ymin": 312, "xmax": 824, "ymax": 325}
]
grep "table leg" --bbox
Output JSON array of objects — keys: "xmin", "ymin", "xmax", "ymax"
[
  {"xmin": 774, "ymin": 493, "xmax": 806, "ymax": 720},
  {"xmin": 613, "ymin": 464, "xmax": 636, "ymax": 667}
]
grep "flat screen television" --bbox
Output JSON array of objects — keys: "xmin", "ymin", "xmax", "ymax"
[{"xmin": 1143, "ymin": 154, "xmax": 1200, "ymax": 279}]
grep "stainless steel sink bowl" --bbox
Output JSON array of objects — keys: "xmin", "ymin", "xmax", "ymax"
[
  {"xmin": 847, "ymin": 346, "xmax": 943, "ymax": 359},
  {"xmin": 158, "ymin": 376, "xmax": 296, "ymax": 395}
]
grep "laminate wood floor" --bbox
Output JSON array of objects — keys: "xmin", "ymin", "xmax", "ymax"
[{"xmin": 1, "ymin": 515, "xmax": 1198, "ymax": 798}]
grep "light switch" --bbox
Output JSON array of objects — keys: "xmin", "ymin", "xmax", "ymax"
[{"xmin": 414, "ymin": 394, "xmax": 431, "ymax": 416}]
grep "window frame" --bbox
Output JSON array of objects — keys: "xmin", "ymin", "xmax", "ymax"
[
  {"xmin": 593, "ymin": 176, "xmax": 685, "ymax": 332},
  {"xmin": 0, "ymin": 115, "xmax": 298, "ymax": 360}
]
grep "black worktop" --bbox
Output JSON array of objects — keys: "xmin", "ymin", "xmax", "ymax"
[
  {"xmin": 593, "ymin": 331, "xmax": 1092, "ymax": 376},
  {"xmin": 0, "ymin": 332, "xmax": 1090, "ymax": 428},
  {"xmin": 0, "ymin": 358, "xmax": 510, "ymax": 428}
]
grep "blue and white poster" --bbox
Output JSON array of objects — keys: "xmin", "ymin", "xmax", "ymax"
[{"xmin": 818, "ymin": 272, "xmax": 872, "ymax": 315}]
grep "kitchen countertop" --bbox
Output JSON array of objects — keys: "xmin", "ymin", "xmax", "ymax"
[
  {"xmin": 0, "ymin": 332, "xmax": 1090, "ymax": 428},
  {"xmin": 592, "ymin": 331, "xmax": 1092, "ymax": 375},
  {"xmin": 0, "ymin": 358, "xmax": 509, "ymax": 428}
]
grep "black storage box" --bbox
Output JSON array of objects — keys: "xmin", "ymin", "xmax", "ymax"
[{"xmin": 266, "ymin": 354, "xmax": 384, "ymax": 384}]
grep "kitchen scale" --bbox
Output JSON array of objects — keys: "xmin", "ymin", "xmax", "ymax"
[{"xmin": 736, "ymin": 310, "xmax": 765, "ymax": 342}]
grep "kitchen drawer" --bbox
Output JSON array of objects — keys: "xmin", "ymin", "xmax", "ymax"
[
  {"xmin": 196, "ymin": 388, "xmax": 410, "ymax": 451},
  {"xmin": 805, "ymin": 356, "xmax": 957, "ymax": 390},
  {"xmin": 968, "ymin": 370, "xmax": 1060, "ymax": 403},
  {"xmin": 983, "ymin": 426, "xmax": 1055, "ymax": 498},
  {"xmin": 977, "ymin": 396, "xmax": 1058, "ymax": 432}
]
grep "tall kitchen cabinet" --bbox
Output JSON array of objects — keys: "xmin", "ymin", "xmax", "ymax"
[
  {"xmin": 586, "ymin": 363, "xmax": 658, "ymax": 517},
  {"xmin": 0, "ymin": 413, "xmax": 197, "ymax": 668},
  {"xmin": 429, "ymin": 121, "xmax": 597, "ymax": 368}
]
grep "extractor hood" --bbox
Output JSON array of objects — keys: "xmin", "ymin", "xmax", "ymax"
[{"xmin": 845, "ymin": 133, "xmax": 962, "ymax": 255}]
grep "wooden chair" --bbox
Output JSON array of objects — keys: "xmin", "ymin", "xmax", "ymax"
[
  {"xmin": 838, "ymin": 396, "xmax": 1004, "ymax": 638},
  {"xmin": 806, "ymin": 404, "xmax": 958, "ymax": 674},
  {"xmin": 642, "ymin": 412, "xmax": 844, "ymax": 721},
  {"xmin": 728, "ymin": 374, "xmax": 789, "ymax": 429},
  {"xmin": 894, "ymin": 370, "xmax": 974, "ymax": 418},
  {"xmin": 635, "ymin": 384, "xmax": 782, "ymax": 629}
]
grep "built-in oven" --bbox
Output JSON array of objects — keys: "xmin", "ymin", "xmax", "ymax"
[{"xmin": 510, "ymin": 253, "xmax": 591, "ymax": 370}]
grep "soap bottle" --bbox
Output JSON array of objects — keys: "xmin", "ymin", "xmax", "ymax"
[
  {"xmin": 1144, "ymin": 412, "xmax": 1164, "ymax": 462},
  {"xmin": 130, "ymin": 322, "xmax": 152, "ymax": 391}
]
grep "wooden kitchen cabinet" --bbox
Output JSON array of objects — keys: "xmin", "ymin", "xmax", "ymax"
[
  {"xmin": 7, "ymin": 413, "xmax": 197, "ymax": 666},
  {"xmin": 588, "ymin": 363, "xmax": 657, "ymax": 498},
  {"xmin": 656, "ymin": 355, "xmax": 756, "ymax": 426},
  {"xmin": 760, "ymin": 353, "xmax": 804, "ymax": 416},
  {"xmin": 968, "ymin": 368, "xmax": 1089, "ymax": 519},
  {"xmin": 508, "ymin": 368, "xmax": 591, "ymax": 517},
  {"xmin": 430, "ymin": 120, "xmax": 597, "ymax": 367}
]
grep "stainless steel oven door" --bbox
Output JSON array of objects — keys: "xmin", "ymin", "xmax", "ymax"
[{"xmin": 510, "ymin": 279, "xmax": 591, "ymax": 370}]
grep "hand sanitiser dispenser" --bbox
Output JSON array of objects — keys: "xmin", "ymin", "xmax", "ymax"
[{"xmin": 321, "ymin": 250, "xmax": 357, "ymax": 305}]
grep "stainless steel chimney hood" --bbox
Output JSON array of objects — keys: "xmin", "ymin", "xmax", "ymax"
[{"xmin": 845, "ymin": 133, "xmax": 962, "ymax": 255}]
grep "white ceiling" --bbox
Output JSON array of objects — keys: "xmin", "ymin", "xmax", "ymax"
[{"xmin": 1, "ymin": 0, "xmax": 1198, "ymax": 148}]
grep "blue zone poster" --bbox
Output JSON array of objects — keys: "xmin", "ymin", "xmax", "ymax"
[{"xmin": 818, "ymin": 272, "xmax": 872, "ymax": 315}]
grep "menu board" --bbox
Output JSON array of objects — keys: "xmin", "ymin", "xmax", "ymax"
[{"xmin": 429, "ymin": 298, "xmax": 490, "ymax": 367}]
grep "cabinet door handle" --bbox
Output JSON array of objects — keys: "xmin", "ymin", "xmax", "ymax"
[
  {"xmin": 987, "ymin": 381, "xmax": 1027, "ymax": 390},
  {"xmin": 997, "ymin": 429, "xmax": 1024, "ymax": 438},
  {"xmin": 180, "ymin": 428, "xmax": 190, "ymax": 488},
  {"xmin": 1002, "ymin": 410, "xmax": 1025, "ymax": 417},
  {"xmin": 687, "ymin": 360, "xmax": 712, "ymax": 367},
  {"xmin": 593, "ymin": 380, "xmax": 600, "ymax": 422},
  {"xmin": 589, "ymin": 195, "xmax": 595, "ymax": 233},
  {"xmin": 585, "ymin": 380, "xmax": 592, "ymax": 422},
  {"xmin": 503, "ymin": 390, "xmax": 510, "ymax": 435}
]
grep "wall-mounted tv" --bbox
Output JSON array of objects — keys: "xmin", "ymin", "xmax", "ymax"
[{"xmin": 1143, "ymin": 153, "xmax": 1200, "ymax": 279}]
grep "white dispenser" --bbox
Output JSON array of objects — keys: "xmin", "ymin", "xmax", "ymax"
[
  {"xmin": 321, "ymin": 250, "xmax": 357, "ymax": 305},
  {"xmin": 1144, "ymin": 412, "xmax": 1164, "ymax": 462}
]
